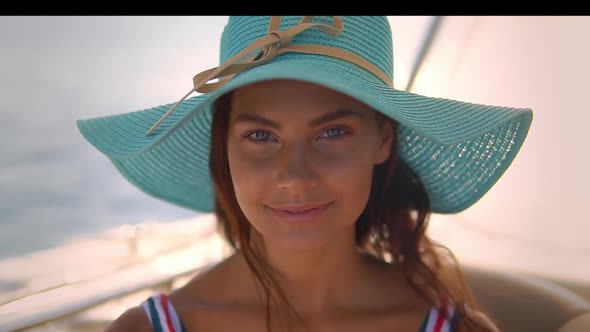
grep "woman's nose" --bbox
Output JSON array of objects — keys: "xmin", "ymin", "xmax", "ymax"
[{"xmin": 273, "ymin": 144, "xmax": 317, "ymax": 191}]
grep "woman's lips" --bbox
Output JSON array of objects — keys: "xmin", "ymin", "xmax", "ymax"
[{"xmin": 267, "ymin": 202, "xmax": 333, "ymax": 224}]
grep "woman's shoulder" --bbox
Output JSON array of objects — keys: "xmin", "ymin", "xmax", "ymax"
[
  {"xmin": 103, "ymin": 255, "xmax": 238, "ymax": 332},
  {"xmin": 167, "ymin": 254, "xmax": 263, "ymax": 329},
  {"xmin": 104, "ymin": 305, "xmax": 153, "ymax": 332},
  {"xmin": 171, "ymin": 253, "xmax": 246, "ymax": 304}
]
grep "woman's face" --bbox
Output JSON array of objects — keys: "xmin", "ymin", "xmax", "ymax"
[{"xmin": 227, "ymin": 79, "xmax": 393, "ymax": 250}]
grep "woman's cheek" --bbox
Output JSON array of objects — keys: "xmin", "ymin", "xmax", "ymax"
[
  {"xmin": 314, "ymin": 142, "xmax": 370, "ymax": 168},
  {"xmin": 229, "ymin": 147, "xmax": 276, "ymax": 189}
]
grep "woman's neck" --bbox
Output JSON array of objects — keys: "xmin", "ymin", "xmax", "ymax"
[{"xmin": 241, "ymin": 231, "xmax": 380, "ymax": 319}]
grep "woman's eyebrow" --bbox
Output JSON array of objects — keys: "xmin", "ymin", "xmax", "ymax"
[
  {"xmin": 233, "ymin": 108, "xmax": 366, "ymax": 129},
  {"xmin": 309, "ymin": 109, "xmax": 366, "ymax": 127},
  {"xmin": 233, "ymin": 113, "xmax": 281, "ymax": 129}
]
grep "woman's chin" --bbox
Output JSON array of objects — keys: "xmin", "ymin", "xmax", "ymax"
[{"xmin": 270, "ymin": 235, "xmax": 334, "ymax": 252}]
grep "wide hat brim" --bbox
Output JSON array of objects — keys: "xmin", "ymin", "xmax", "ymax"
[{"xmin": 77, "ymin": 53, "xmax": 533, "ymax": 214}]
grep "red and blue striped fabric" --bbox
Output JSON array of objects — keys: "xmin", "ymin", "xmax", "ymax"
[
  {"xmin": 418, "ymin": 295, "xmax": 459, "ymax": 332},
  {"xmin": 142, "ymin": 293, "xmax": 187, "ymax": 332}
]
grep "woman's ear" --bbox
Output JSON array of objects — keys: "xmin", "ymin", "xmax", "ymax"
[{"xmin": 374, "ymin": 120, "xmax": 394, "ymax": 165}]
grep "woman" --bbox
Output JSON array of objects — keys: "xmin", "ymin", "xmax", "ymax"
[{"xmin": 78, "ymin": 16, "xmax": 533, "ymax": 331}]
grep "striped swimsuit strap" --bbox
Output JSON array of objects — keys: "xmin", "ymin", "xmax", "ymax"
[
  {"xmin": 142, "ymin": 293, "xmax": 187, "ymax": 332},
  {"xmin": 141, "ymin": 292, "xmax": 457, "ymax": 332},
  {"xmin": 418, "ymin": 296, "xmax": 460, "ymax": 332}
]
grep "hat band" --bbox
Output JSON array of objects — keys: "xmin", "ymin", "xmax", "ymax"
[{"xmin": 146, "ymin": 16, "xmax": 394, "ymax": 136}]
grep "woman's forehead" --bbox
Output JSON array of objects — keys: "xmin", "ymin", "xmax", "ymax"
[{"xmin": 230, "ymin": 79, "xmax": 375, "ymax": 116}]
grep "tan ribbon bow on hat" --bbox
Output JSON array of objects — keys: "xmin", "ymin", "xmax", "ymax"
[{"xmin": 146, "ymin": 16, "xmax": 393, "ymax": 136}]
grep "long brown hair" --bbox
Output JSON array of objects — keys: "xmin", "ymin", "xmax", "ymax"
[{"xmin": 209, "ymin": 91, "xmax": 499, "ymax": 332}]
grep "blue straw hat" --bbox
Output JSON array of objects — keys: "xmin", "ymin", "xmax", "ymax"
[{"xmin": 77, "ymin": 16, "xmax": 533, "ymax": 214}]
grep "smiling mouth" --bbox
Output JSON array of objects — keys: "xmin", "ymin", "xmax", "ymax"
[
  {"xmin": 283, "ymin": 209, "xmax": 315, "ymax": 214},
  {"xmin": 266, "ymin": 202, "xmax": 333, "ymax": 223}
]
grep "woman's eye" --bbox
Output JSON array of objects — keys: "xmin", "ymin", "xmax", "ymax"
[
  {"xmin": 245, "ymin": 130, "xmax": 275, "ymax": 143},
  {"xmin": 318, "ymin": 128, "xmax": 348, "ymax": 139}
]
